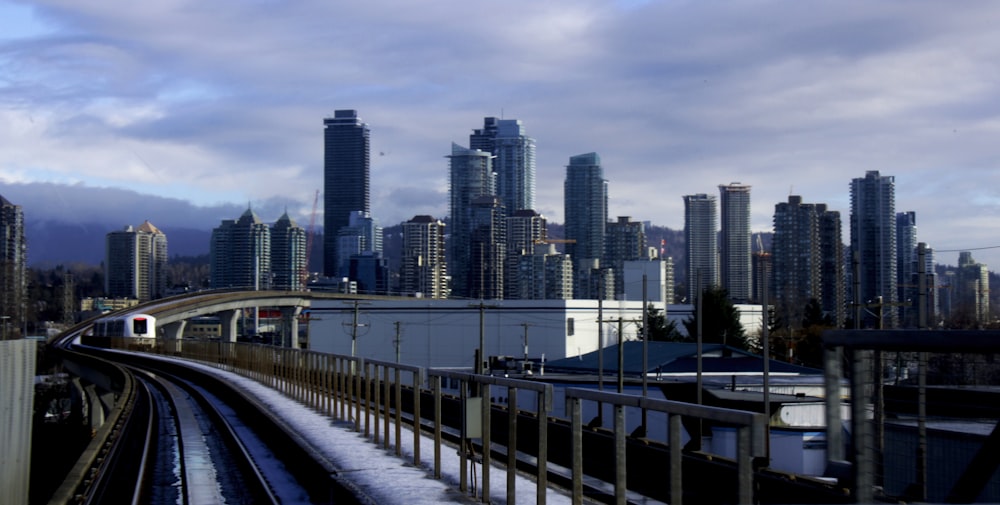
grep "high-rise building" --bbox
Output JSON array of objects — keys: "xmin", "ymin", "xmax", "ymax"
[
  {"xmin": 0, "ymin": 195, "xmax": 26, "ymax": 336},
  {"xmin": 772, "ymin": 196, "xmax": 844, "ymax": 330},
  {"xmin": 514, "ymin": 244, "xmax": 573, "ymax": 300},
  {"xmin": 105, "ymin": 221, "xmax": 168, "ymax": 301},
  {"xmin": 336, "ymin": 211, "xmax": 382, "ymax": 277},
  {"xmin": 271, "ymin": 212, "xmax": 307, "ymax": 291},
  {"xmin": 850, "ymin": 171, "xmax": 898, "ymax": 328},
  {"xmin": 896, "ymin": 211, "xmax": 918, "ymax": 327},
  {"xmin": 564, "ymin": 153, "xmax": 608, "ymax": 298},
  {"xmin": 956, "ymin": 251, "xmax": 989, "ymax": 326},
  {"xmin": 323, "ymin": 110, "xmax": 370, "ymax": 277},
  {"xmin": 683, "ymin": 193, "xmax": 718, "ymax": 303},
  {"xmin": 719, "ymin": 183, "xmax": 752, "ymax": 303},
  {"xmin": 470, "ymin": 117, "xmax": 536, "ymax": 214},
  {"xmin": 401, "ymin": 215, "xmax": 448, "ymax": 299},
  {"xmin": 468, "ymin": 195, "xmax": 506, "ymax": 300},
  {"xmin": 505, "ymin": 209, "xmax": 547, "ymax": 299},
  {"xmin": 604, "ymin": 216, "xmax": 647, "ymax": 298},
  {"xmin": 448, "ymin": 143, "xmax": 495, "ymax": 299},
  {"xmin": 211, "ymin": 207, "xmax": 271, "ymax": 290}
]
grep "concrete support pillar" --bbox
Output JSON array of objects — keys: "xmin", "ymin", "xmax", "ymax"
[
  {"xmin": 161, "ymin": 321, "xmax": 187, "ymax": 340},
  {"xmin": 280, "ymin": 306, "xmax": 303, "ymax": 348},
  {"xmin": 219, "ymin": 310, "xmax": 240, "ymax": 342}
]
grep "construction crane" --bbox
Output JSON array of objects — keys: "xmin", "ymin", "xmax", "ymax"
[{"xmin": 301, "ymin": 189, "xmax": 320, "ymax": 287}]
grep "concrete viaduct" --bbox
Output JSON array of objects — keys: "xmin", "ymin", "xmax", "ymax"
[{"xmin": 132, "ymin": 290, "xmax": 391, "ymax": 347}]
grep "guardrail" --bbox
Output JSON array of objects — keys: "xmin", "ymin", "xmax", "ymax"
[
  {"xmin": 103, "ymin": 337, "xmax": 768, "ymax": 504},
  {"xmin": 564, "ymin": 387, "xmax": 768, "ymax": 505}
]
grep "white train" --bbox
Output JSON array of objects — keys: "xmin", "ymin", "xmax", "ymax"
[{"xmin": 92, "ymin": 313, "xmax": 157, "ymax": 340}]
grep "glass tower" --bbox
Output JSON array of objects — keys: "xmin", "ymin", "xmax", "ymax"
[
  {"xmin": 564, "ymin": 153, "xmax": 608, "ymax": 298},
  {"xmin": 323, "ymin": 110, "xmax": 370, "ymax": 278},
  {"xmin": 684, "ymin": 193, "xmax": 718, "ymax": 303},
  {"xmin": 719, "ymin": 183, "xmax": 751, "ymax": 303},
  {"xmin": 850, "ymin": 170, "xmax": 897, "ymax": 328},
  {"xmin": 470, "ymin": 117, "xmax": 536, "ymax": 214}
]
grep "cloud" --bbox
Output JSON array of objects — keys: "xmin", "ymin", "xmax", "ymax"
[{"xmin": 3, "ymin": 0, "xmax": 1000, "ymax": 268}]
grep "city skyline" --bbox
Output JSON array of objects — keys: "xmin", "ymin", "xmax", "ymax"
[{"xmin": 3, "ymin": 3, "xmax": 1000, "ymax": 268}]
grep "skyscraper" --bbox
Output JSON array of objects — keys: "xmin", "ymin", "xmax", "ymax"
[
  {"xmin": 448, "ymin": 143, "xmax": 495, "ymax": 299},
  {"xmin": 271, "ymin": 212, "xmax": 307, "ymax": 291},
  {"xmin": 324, "ymin": 110, "xmax": 370, "ymax": 278},
  {"xmin": 470, "ymin": 117, "xmax": 536, "ymax": 214},
  {"xmin": 956, "ymin": 251, "xmax": 989, "ymax": 325},
  {"xmin": 564, "ymin": 153, "xmax": 608, "ymax": 298},
  {"xmin": 504, "ymin": 209, "xmax": 547, "ymax": 299},
  {"xmin": 850, "ymin": 170, "xmax": 898, "ymax": 328},
  {"xmin": 896, "ymin": 211, "xmax": 918, "ymax": 327},
  {"xmin": 336, "ymin": 211, "xmax": 382, "ymax": 278},
  {"xmin": 105, "ymin": 221, "xmax": 168, "ymax": 301},
  {"xmin": 719, "ymin": 183, "xmax": 751, "ymax": 303},
  {"xmin": 401, "ymin": 215, "xmax": 448, "ymax": 299},
  {"xmin": 604, "ymin": 216, "xmax": 647, "ymax": 298},
  {"xmin": 684, "ymin": 193, "xmax": 718, "ymax": 302},
  {"xmin": 0, "ymin": 195, "xmax": 26, "ymax": 336},
  {"xmin": 772, "ymin": 196, "xmax": 844, "ymax": 330},
  {"xmin": 211, "ymin": 207, "xmax": 271, "ymax": 290},
  {"xmin": 469, "ymin": 195, "xmax": 506, "ymax": 300}
]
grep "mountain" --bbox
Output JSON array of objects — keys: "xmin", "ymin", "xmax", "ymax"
[{"xmin": 27, "ymin": 221, "xmax": 214, "ymax": 267}]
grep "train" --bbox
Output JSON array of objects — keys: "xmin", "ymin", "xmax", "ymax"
[{"xmin": 92, "ymin": 313, "xmax": 157, "ymax": 341}]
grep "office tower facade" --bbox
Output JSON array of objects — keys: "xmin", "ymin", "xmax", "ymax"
[
  {"xmin": 348, "ymin": 252, "xmax": 389, "ymax": 295},
  {"xmin": 323, "ymin": 109, "xmax": 370, "ymax": 277},
  {"xmin": 271, "ymin": 212, "xmax": 307, "ymax": 291},
  {"xmin": 719, "ymin": 183, "xmax": 752, "ymax": 303},
  {"xmin": 683, "ymin": 193, "xmax": 718, "ymax": 303},
  {"xmin": 401, "ymin": 215, "xmax": 448, "ymax": 299},
  {"xmin": 470, "ymin": 117, "xmax": 536, "ymax": 214},
  {"xmin": 210, "ymin": 208, "xmax": 271, "ymax": 290},
  {"xmin": 505, "ymin": 210, "xmax": 547, "ymax": 299},
  {"xmin": 336, "ymin": 211, "xmax": 382, "ymax": 277},
  {"xmin": 105, "ymin": 221, "xmax": 168, "ymax": 301},
  {"xmin": 513, "ymin": 244, "xmax": 573, "ymax": 300},
  {"xmin": 772, "ymin": 196, "xmax": 845, "ymax": 330},
  {"xmin": 448, "ymin": 143, "xmax": 495, "ymax": 299},
  {"xmin": 604, "ymin": 216, "xmax": 648, "ymax": 299},
  {"xmin": 564, "ymin": 153, "xmax": 608, "ymax": 298},
  {"xmin": 469, "ymin": 195, "xmax": 506, "ymax": 300},
  {"xmin": 896, "ymin": 212, "xmax": 918, "ymax": 327},
  {"xmin": 0, "ymin": 195, "xmax": 26, "ymax": 335},
  {"xmin": 956, "ymin": 251, "xmax": 990, "ymax": 325},
  {"xmin": 850, "ymin": 171, "xmax": 898, "ymax": 328}
]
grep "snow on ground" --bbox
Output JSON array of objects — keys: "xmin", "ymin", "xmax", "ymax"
[{"xmin": 174, "ymin": 356, "xmax": 575, "ymax": 505}]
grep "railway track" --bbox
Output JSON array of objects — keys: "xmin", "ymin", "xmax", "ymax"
[
  {"xmin": 51, "ymin": 342, "xmax": 368, "ymax": 504},
  {"xmin": 131, "ymin": 366, "xmax": 282, "ymax": 504}
]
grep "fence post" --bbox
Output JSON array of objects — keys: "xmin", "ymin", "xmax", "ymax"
[
  {"xmin": 412, "ymin": 368, "xmax": 422, "ymax": 466},
  {"xmin": 373, "ymin": 364, "xmax": 381, "ymax": 444},
  {"xmin": 738, "ymin": 425, "xmax": 752, "ymax": 504},
  {"xmin": 433, "ymin": 374, "xmax": 442, "ymax": 479},
  {"xmin": 570, "ymin": 396, "xmax": 582, "ymax": 505},
  {"xmin": 614, "ymin": 403, "xmax": 626, "ymax": 505},
  {"xmin": 395, "ymin": 367, "xmax": 402, "ymax": 457},
  {"xmin": 507, "ymin": 387, "xmax": 518, "ymax": 502},
  {"xmin": 481, "ymin": 383, "xmax": 491, "ymax": 503},
  {"xmin": 537, "ymin": 385, "xmax": 550, "ymax": 505},
  {"xmin": 383, "ymin": 365, "xmax": 391, "ymax": 449},
  {"xmin": 669, "ymin": 413, "xmax": 683, "ymax": 505}
]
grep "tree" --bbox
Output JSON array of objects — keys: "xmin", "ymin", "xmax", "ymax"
[
  {"xmin": 683, "ymin": 286, "xmax": 747, "ymax": 349},
  {"xmin": 640, "ymin": 304, "xmax": 684, "ymax": 342}
]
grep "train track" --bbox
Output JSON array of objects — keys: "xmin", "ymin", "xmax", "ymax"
[{"xmin": 51, "ymin": 339, "xmax": 368, "ymax": 504}]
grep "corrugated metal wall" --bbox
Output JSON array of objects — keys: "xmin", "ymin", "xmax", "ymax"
[{"xmin": 1, "ymin": 340, "xmax": 36, "ymax": 505}]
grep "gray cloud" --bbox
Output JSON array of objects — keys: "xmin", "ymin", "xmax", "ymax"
[{"xmin": 3, "ymin": 0, "xmax": 1000, "ymax": 268}]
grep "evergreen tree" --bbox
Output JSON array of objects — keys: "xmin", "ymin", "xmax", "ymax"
[
  {"xmin": 683, "ymin": 286, "xmax": 747, "ymax": 349},
  {"xmin": 640, "ymin": 304, "xmax": 684, "ymax": 341}
]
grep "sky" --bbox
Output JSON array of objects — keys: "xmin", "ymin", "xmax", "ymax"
[{"xmin": 3, "ymin": 1, "xmax": 1000, "ymax": 268}]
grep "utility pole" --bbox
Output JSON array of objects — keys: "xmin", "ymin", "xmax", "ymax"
[
  {"xmin": 520, "ymin": 323, "xmax": 530, "ymax": 364},
  {"xmin": 342, "ymin": 300, "xmax": 370, "ymax": 357},
  {"xmin": 470, "ymin": 301, "xmax": 499, "ymax": 375},
  {"xmin": 394, "ymin": 321, "xmax": 402, "ymax": 363}
]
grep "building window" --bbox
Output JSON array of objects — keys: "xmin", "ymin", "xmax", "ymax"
[{"xmin": 567, "ymin": 317, "xmax": 575, "ymax": 336}]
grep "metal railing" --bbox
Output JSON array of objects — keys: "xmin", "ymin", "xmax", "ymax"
[
  {"xmin": 109, "ymin": 337, "xmax": 772, "ymax": 504},
  {"xmin": 565, "ymin": 387, "xmax": 768, "ymax": 505}
]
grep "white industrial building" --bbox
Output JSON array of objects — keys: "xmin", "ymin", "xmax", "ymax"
[{"xmin": 307, "ymin": 298, "xmax": 767, "ymax": 370}]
